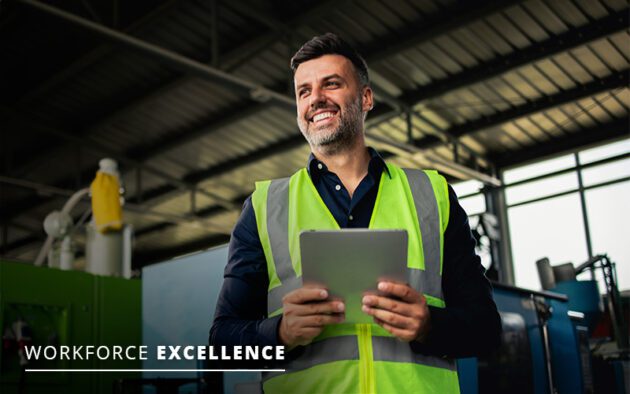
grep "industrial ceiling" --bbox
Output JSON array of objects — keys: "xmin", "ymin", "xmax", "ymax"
[{"xmin": 1, "ymin": 0, "xmax": 628, "ymax": 268}]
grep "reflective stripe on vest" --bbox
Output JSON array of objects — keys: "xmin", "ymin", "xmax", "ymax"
[
  {"xmin": 265, "ymin": 178, "xmax": 300, "ymax": 315},
  {"xmin": 403, "ymin": 168, "xmax": 443, "ymax": 302},
  {"xmin": 263, "ymin": 334, "xmax": 456, "ymax": 381}
]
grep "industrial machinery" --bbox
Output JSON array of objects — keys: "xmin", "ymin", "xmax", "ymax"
[
  {"xmin": 1, "ymin": 159, "xmax": 140, "ymax": 394},
  {"xmin": 466, "ymin": 214, "xmax": 628, "ymax": 393},
  {"xmin": 458, "ymin": 283, "xmax": 590, "ymax": 394},
  {"xmin": 458, "ymin": 255, "xmax": 629, "ymax": 393},
  {"xmin": 537, "ymin": 255, "xmax": 629, "ymax": 393},
  {"xmin": 32, "ymin": 158, "xmax": 133, "ymax": 277},
  {"xmin": 0, "ymin": 260, "xmax": 142, "ymax": 394}
]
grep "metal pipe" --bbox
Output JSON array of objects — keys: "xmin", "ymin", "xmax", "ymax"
[
  {"xmin": 575, "ymin": 153, "xmax": 594, "ymax": 259},
  {"xmin": 366, "ymin": 133, "xmax": 502, "ymax": 186},
  {"xmin": 33, "ymin": 187, "xmax": 90, "ymax": 266},
  {"xmin": 0, "ymin": 105, "xmax": 238, "ymax": 211},
  {"xmin": 18, "ymin": 0, "xmax": 294, "ymax": 108},
  {"xmin": 0, "ymin": 175, "xmax": 230, "ymax": 232}
]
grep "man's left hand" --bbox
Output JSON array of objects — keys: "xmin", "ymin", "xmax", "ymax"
[{"xmin": 361, "ymin": 281, "xmax": 431, "ymax": 342}]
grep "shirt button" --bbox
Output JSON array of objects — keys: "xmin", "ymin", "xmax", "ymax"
[
  {"xmin": 349, "ymin": 215, "xmax": 354, "ymax": 221},
  {"xmin": 335, "ymin": 184, "xmax": 341, "ymax": 191},
  {"xmin": 317, "ymin": 163, "xmax": 323, "ymax": 170}
]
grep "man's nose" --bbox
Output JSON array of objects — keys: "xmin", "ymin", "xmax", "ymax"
[{"xmin": 309, "ymin": 86, "xmax": 326, "ymax": 108}]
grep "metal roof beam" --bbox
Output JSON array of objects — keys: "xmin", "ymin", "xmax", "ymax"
[
  {"xmin": 11, "ymin": 0, "xmax": 627, "ymax": 231},
  {"xmin": 399, "ymin": 9, "xmax": 629, "ymax": 105},
  {"xmin": 491, "ymin": 119, "xmax": 630, "ymax": 168},
  {"xmin": 0, "ymin": 108, "xmax": 239, "ymax": 218},
  {"xmin": 14, "ymin": 0, "xmax": 182, "ymax": 105},
  {"xmin": 0, "ymin": 174, "xmax": 236, "ymax": 254},
  {"xmin": 18, "ymin": 0, "xmax": 295, "ymax": 108},
  {"xmin": 108, "ymin": 1, "xmax": 627, "ymax": 181},
  {"xmin": 9, "ymin": 0, "xmax": 339, "ymax": 177},
  {"xmin": 121, "ymin": 6, "xmax": 628, "ymax": 173},
  {"xmin": 12, "ymin": 0, "xmax": 519, "ymax": 182},
  {"xmin": 130, "ymin": 102, "xmax": 270, "ymax": 161},
  {"xmin": 362, "ymin": 0, "xmax": 524, "ymax": 63},
  {"xmin": 413, "ymin": 72, "xmax": 630, "ymax": 149}
]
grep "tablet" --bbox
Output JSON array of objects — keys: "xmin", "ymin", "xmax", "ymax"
[{"xmin": 300, "ymin": 229, "xmax": 408, "ymax": 324}]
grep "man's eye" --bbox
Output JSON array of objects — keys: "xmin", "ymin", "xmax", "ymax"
[
  {"xmin": 299, "ymin": 89, "xmax": 310, "ymax": 97},
  {"xmin": 325, "ymin": 81, "xmax": 339, "ymax": 88}
]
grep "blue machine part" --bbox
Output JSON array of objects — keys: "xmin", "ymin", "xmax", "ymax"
[
  {"xmin": 459, "ymin": 284, "xmax": 588, "ymax": 394},
  {"xmin": 552, "ymin": 280, "xmax": 602, "ymax": 332},
  {"xmin": 492, "ymin": 286, "xmax": 549, "ymax": 393},
  {"xmin": 547, "ymin": 297, "xmax": 584, "ymax": 393}
]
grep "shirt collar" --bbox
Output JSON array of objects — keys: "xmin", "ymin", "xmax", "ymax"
[{"xmin": 307, "ymin": 147, "xmax": 392, "ymax": 181}]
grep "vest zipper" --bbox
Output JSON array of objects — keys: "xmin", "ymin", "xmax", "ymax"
[{"xmin": 357, "ymin": 323, "xmax": 375, "ymax": 394}]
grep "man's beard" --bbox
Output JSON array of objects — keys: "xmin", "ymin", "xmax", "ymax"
[{"xmin": 298, "ymin": 96, "xmax": 363, "ymax": 155}]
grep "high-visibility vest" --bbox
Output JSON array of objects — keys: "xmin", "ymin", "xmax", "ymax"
[{"xmin": 251, "ymin": 163, "xmax": 460, "ymax": 394}]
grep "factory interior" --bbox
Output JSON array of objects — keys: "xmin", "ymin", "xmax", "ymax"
[{"xmin": 0, "ymin": 0, "xmax": 629, "ymax": 393}]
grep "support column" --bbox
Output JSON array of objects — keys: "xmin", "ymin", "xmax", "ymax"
[{"xmin": 483, "ymin": 171, "xmax": 514, "ymax": 284}]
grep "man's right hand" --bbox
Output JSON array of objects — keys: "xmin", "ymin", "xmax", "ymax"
[{"xmin": 278, "ymin": 288, "xmax": 345, "ymax": 349}]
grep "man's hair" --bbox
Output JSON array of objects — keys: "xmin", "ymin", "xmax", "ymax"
[{"xmin": 290, "ymin": 33, "xmax": 370, "ymax": 87}]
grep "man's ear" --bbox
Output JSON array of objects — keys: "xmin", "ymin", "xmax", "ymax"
[{"xmin": 362, "ymin": 86, "xmax": 374, "ymax": 112}]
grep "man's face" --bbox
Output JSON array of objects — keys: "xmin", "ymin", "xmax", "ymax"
[{"xmin": 294, "ymin": 54, "xmax": 373, "ymax": 152}]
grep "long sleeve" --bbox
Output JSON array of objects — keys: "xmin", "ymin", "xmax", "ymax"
[
  {"xmin": 208, "ymin": 196, "xmax": 282, "ymax": 347},
  {"xmin": 412, "ymin": 186, "xmax": 502, "ymax": 358}
]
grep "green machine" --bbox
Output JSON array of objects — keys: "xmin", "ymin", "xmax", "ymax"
[{"xmin": 0, "ymin": 260, "xmax": 141, "ymax": 394}]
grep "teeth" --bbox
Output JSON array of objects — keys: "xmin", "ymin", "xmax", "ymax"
[{"xmin": 313, "ymin": 112, "xmax": 335, "ymax": 122}]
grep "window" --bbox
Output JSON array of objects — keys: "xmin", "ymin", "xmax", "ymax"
[
  {"xmin": 581, "ymin": 158, "xmax": 630, "ymax": 187},
  {"xmin": 503, "ymin": 137, "xmax": 630, "ymax": 292},
  {"xmin": 452, "ymin": 179, "xmax": 486, "ymax": 216},
  {"xmin": 459, "ymin": 195, "xmax": 486, "ymax": 216},
  {"xmin": 508, "ymin": 193, "xmax": 588, "ymax": 290},
  {"xmin": 503, "ymin": 155, "xmax": 575, "ymax": 184},
  {"xmin": 583, "ymin": 181, "xmax": 630, "ymax": 291},
  {"xmin": 452, "ymin": 179, "xmax": 483, "ymax": 197},
  {"xmin": 579, "ymin": 138, "xmax": 630, "ymax": 164},
  {"xmin": 505, "ymin": 172, "xmax": 578, "ymax": 206}
]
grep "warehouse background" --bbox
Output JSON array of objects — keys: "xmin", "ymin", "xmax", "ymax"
[
  {"xmin": 1, "ymin": 0, "xmax": 629, "ymax": 393},
  {"xmin": 1, "ymin": 0, "xmax": 628, "ymax": 285}
]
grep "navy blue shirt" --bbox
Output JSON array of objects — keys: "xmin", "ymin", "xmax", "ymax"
[{"xmin": 210, "ymin": 148, "xmax": 501, "ymax": 358}]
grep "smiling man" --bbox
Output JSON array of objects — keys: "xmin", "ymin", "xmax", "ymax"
[{"xmin": 210, "ymin": 33, "xmax": 501, "ymax": 393}]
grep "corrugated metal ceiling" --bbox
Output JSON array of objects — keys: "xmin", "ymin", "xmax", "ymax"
[{"xmin": 1, "ymin": 0, "xmax": 627, "ymax": 266}]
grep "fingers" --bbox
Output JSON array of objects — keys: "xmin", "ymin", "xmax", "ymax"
[
  {"xmin": 283, "ymin": 287, "xmax": 329, "ymax": 304},
  {"xmin": 375, "ymin": 320, "xmax": 418, "ymax": 342},
  {"xmin": 285, "ymin": 299, "xmax": 345, "ymax": 317},
  {"xmin": 279, "ymin": 287, "xmax": 346, "ymax": 348},
  {"xmin": 361, "ymin": 303, "xmax": 416, "ymax": 329},
  {"xmin": 361, "ymin": 282, "xmax": 430, "ymax": 342},
  {"xmin": 362, "ymin": 294, "xmax": 414, "ymax": 317},
  {"xmin": 283, "ymin": 288, "xmax": 345, "ymax": 315},
  {"xmin": 362, "ymin": 303, "xmax": 424, "ymax": 342},
  {"xmin": 297, "ymin": 300, "xmax": 345, "ymax": 316},
  {"xmin": 376, "ymin": 281, "xmax": 423, "ymax": 303}
]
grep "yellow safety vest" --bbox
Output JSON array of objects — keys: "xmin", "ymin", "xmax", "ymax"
[{"xmin": 251, "ymin": 163, "xmax": 459, "ymax": 394}]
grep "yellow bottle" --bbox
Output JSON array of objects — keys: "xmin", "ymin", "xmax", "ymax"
[{"xmin": 91, "ymin": 158, "xmax": 123, "ymax": 233}]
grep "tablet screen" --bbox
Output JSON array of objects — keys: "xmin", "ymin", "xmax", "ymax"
[{"xmin": 300, "ymin": 229, "xmax": 408, "ymax": 324}]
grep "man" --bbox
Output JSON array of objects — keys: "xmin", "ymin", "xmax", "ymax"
[{"xmin": 210, "ymin": 33, "xmax": 501, "ymax": 393}]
